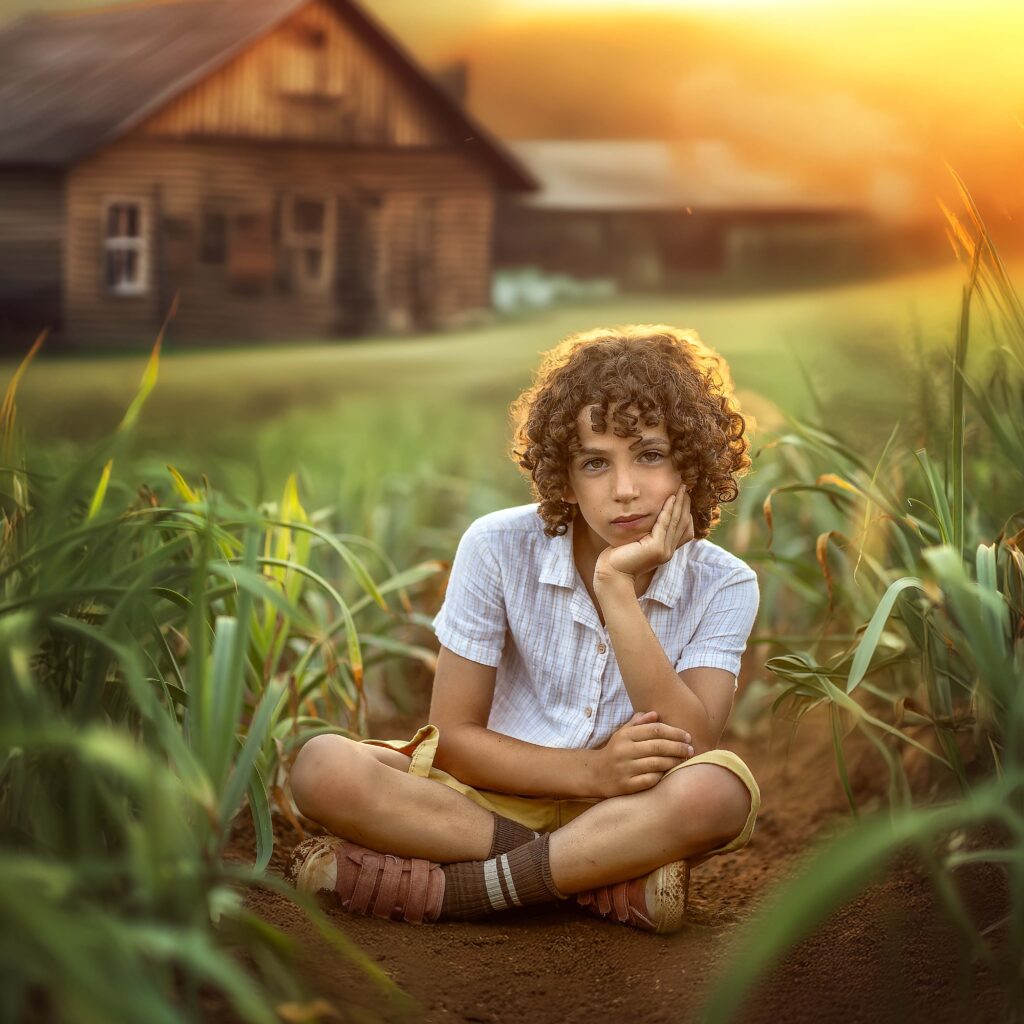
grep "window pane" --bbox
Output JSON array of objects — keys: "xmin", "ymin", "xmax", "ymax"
[
  {"xmin": 125, "ymin": 249, "xmax": 138, "ymax": 282},
  {"xmin": 293, "ymin": 198, "xmax": 325, "ymax": 236},
  {"xmin": 106, "ymin": 203, "xmax": 142, "ymax": 239}
]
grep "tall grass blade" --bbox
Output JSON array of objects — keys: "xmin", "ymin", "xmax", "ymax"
[
  {"xmin": 118, "ymin": 337, "xmax": 162, "ymax": 434},
  {"xmin": 846, "ymin": 577, "xmax": 925, "ymax": 693},
  {"xmin": 167, "ymin": 464, "xmax": 201, "ymax": 503},
  {"xmin": 219, "ymin": 678, "xmax": 286, "ymax": 836},
  {"xmin": 0, "ymin": 329, "xmax": 45, "ymax": 456},
  {"xmin": 207, "ymin": 616, "xmax": 242, "ymax": 792},
  {"xmin": 915, "ymin": 450, "xmax": 954, "ymax": 547},
  {"xmin": 247, "ymin": 764, "xmax": 274, "ymax": 873},
  {"xmin": 950, "ymin": 243, "xmax": 979, "ymax": 558},
  {"xmin": 830, "ymin": 703, "xmax": 858, "ymax": 814}
]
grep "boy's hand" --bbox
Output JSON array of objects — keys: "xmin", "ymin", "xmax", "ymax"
[
  {"xmin": 587, "ymin": 710, "xmax": 694, "ymax": 798},
  {"xmin": 595, "ymin": 482, "xmax": 694, "ymax": 584}
]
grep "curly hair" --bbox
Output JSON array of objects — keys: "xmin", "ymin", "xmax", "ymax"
[{"xmin": 509, "ymin": 324, "xmax": 751, "ymax": 539}]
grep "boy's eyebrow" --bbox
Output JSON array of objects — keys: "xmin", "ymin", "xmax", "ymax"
[{"xmin": 576, "ymin": 437, "xmax": 669, "ymax": 456}]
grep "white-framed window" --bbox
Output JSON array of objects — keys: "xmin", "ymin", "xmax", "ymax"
[
  {"xmin": 103, "ymin": 199, "xmax": 148, "ymax": 295},
  {"xmin": 282, "ymin": 194, "xmax": 334, "ymax": 293}
]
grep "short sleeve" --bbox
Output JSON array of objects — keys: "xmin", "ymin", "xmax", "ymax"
[
  {"xmin": 674, "ymin": 568, "xmax": 759, "ymax": 680},
  {"xmin": 432, "ymin": 520, "xmax": 507, "ymax": 667}
]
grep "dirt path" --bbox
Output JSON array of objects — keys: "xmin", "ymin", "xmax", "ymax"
[{"xmin": 217, "ymin": 702, "xmax": 1007, "ymax": 1024}]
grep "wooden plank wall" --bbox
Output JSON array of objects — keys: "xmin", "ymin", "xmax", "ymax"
[
  {"xmin": 64, "ymin": 138, "xmax": 495, "ymax": 347},
  {"xmin": 0, "ymin": 170, "xmax": 63, "ymax": 297},
  {"xmin": 0, "ymin": 169, "xmax": 64, "ymax": 346},
  {"xmin": 139, "ymin": 0, "xmax": 450, "ymax": 149}
]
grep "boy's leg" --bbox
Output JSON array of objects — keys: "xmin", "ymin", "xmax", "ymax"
[
  {"xmin": 548, "ymin": 762, "xmax": 752, "ymax": 893},
  {"xmin": 290, "ymin": 736, "xmax": 752, "ymax": 927},
  {"xmin": 438, "ymin": 761, "xmax": 753, "ymax": 924},
  {"xmin": 289, "ymin": 733, "xmax": 496, "ymax": 863}
]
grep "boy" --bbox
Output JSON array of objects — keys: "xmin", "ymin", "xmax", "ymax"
[{"xmin": 287, "ymin": 325, "xmax": 760, "ymax": 934}]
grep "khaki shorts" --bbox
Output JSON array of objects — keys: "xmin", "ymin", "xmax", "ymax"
[{"xmin": 363, "ymin": 724, "xmax": 760, "ymax": 864}]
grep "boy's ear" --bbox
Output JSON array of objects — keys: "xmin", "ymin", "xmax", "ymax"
[{"xmin": 562, "ymin": 484, "xmax": 578, "ymax": 505}]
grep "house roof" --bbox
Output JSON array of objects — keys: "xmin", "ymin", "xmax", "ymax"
[
  {"xmin": 0, "ymin": 0, "xmax": 535, "ymax": 190},
  {"xmin": 507, "ymin": 140, "xmax": 852, "ymax": 212}
]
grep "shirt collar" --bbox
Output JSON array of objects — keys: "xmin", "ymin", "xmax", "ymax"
[
  {"xmin": 538, "ymin": 522, "xmax": 576, "ymax": 589},
  {"xmin": 539, "ymin": 516, "xmax": 689, "ymax": 609}
]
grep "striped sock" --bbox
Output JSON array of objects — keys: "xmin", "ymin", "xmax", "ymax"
[
  {"xmin": 488, "ymin": 814, "xmax": 540, "ymax": 858},
  {"xmin": 441, "ymin": 833, "xmax": 565, "ymax": 921}
]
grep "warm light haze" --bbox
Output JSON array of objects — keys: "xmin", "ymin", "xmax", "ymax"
[
  {"xmin": 368, "ymin": 0, "xmax": 1024, "ymax": 236},
  {"xmin": 2, "ymin": 0, "xmax": 1022, "ymax": 235}
]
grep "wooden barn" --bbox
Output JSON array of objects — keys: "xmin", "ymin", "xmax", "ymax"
[
  {"xmin": 496, "ymin": 140, "xmax": 914, "ymax": 292},
  {"xmin": 0, "ymin": 0, "xmax": 534, "ymax": 348}
]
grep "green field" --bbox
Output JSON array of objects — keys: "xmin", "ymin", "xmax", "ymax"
[
  {"xmin": 4, "ymin": 238, "xmax": 1021, "ymax": 1021},
  {"xmin": 1, "ymin": 256, "xmax": 1009, "ymax": 570},
  {"xmin": 3, "ymin": 258, "xmax": 991, "ymax": 454}
]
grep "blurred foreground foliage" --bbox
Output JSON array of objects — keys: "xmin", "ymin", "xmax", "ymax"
[{"xmin": 0, "ymin": 332, "xmax": 433, "ymax": 1021}]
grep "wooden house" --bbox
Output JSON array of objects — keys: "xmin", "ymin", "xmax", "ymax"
[
  {"xmin": 496, "ymin": 141, "xmax": 934, "ymax": 292},
  {"xmin": 0, "ymin": 0, "xmax": 534, "ymax": 348}
]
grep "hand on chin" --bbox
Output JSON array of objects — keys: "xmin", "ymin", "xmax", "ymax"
[
  {"xmin": 595, "ymin": 532, "xmax": 660, "ymax": 583},
  {"xmin": 595, "ymin": 484, "xmax": 693, "ymax": 585}
]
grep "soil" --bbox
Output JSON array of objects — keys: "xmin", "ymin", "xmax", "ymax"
[{"xmin": 211, "ymin": 687, "xmax": 1011, "ymax": 1024}]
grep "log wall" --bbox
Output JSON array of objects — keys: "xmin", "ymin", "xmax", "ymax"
[{"xmin": 64, "ymin": 137, "xmax": 494, "ymax": 347}]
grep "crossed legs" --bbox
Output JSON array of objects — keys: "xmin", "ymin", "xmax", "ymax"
[{"xmin": 288, "ymin": 734, "xmax": 751, "ymax": 894}]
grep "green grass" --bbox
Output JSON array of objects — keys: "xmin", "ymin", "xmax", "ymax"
[
  {"xmin": 4, "ymin": 258, "xmax": 999, "ymax": 444},
  {"xmin": 3, "ymin": 256, "xmax": 1010, "ymax": 541}
]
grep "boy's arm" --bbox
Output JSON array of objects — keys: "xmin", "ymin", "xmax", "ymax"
[
  {"xmin": 594, "ymin": 485, "xmax": 757, "ymax": 754},
  {"xmin": 429, "ymin": 646, "xmax": 692, "ymax": 799},
  {"xmin": 594, "ymin": 573, "xmax": 735, "ymax": 755}
]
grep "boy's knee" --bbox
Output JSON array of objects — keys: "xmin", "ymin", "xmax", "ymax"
[
  {"xmin": 290, "ymin": 733, "xmax": 362, "ymax": 820},
  {"xmin": 710, "ymin": 766, "xmax": 754, "ymax": 841},
  {"xmin": 662, "ymin": 763, "xmax": 752, "ymax": 844}
]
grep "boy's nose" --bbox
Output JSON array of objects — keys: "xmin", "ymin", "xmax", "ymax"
[{"xmin": 612, "ymin": 469, "xmax": 640, "ymax": 499}]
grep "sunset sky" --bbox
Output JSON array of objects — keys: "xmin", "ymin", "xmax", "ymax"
[
  {"xmin": 4, "ymin": 0, "xmax": 1023, "ymax": 229},
  {"xmin": 367, "ymin": 0, "xmax": 1024, "ymax": 228}
]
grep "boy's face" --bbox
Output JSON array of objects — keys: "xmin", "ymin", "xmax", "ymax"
[{"xmin": 563, "ymin": 404, "xmax": 684, "ymax": 550}]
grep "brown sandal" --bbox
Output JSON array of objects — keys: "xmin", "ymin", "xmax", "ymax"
[{"xmin": 286, "ymin": 836, "xmax": 446, "ymax": 925}]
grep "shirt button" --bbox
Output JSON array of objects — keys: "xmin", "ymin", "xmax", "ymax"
[
  {"xmin": 584, "ymin": 707, "xmax": 593, "ymax": 717},
  {"xmin": 597, "ymin": 642, "xmax": 607, "ymax": 654}
]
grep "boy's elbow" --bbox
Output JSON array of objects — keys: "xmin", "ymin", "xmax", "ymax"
[
  {"xmin": 691, "ymin": 715, "xmax": 728, "ymax": 756},
  {"xmin": 689, "ymin": 734, "xmax": 721, "ymax": 757},
  {"xmin": 655, "ymin": 704, "xmax": 720, "ymax": 756}
]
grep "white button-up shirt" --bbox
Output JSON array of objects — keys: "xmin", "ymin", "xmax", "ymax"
[{"xmin": 432, "ymin": 503, "xmax": 759, "ymax": 749}]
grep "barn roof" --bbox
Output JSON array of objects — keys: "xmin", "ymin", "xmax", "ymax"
[
  {"xmin": 507, "ymin": 140, "xmax": 851, "ymax": 212},
  {"xmin": 0, "ymin": 0, "xmax": 535, "ymax": 190}
]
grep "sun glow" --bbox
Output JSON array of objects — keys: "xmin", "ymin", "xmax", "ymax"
[{"xmin": 508, "ymin": 0, "xmax": 799, "ymax": 8}]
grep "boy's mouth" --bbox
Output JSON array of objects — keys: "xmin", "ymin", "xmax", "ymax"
[{"xmin": 611, "ymin": 514, "xmax": 649, "ymax": 526}]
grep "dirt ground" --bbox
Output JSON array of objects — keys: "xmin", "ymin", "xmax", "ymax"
[{"xmin": 214, "ymin": 692, "xmax": 1010, "ymax": 1024}]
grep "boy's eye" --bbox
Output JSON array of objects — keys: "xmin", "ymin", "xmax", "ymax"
[{"xmin": 582, "ymin": 451, "xmax": 664, "ymax": 471}]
